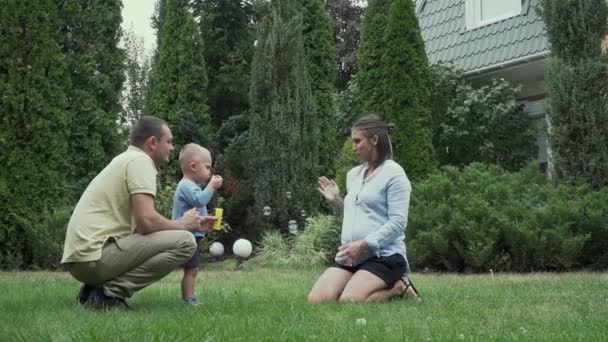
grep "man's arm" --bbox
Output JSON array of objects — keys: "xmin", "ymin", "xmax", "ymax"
[{"xmin": 132, "ymin": 193, "xmax": 198, "ymax": 234}]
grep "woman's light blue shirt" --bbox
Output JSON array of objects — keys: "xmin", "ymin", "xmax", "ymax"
[{"xmin": 341, "ymin": 159, "xmax": 411, "ymax": 270}]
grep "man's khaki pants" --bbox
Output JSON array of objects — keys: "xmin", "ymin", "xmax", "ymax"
[{"xmin": 66, "ymin": 230, "xmax": 196, "ymax": 299}]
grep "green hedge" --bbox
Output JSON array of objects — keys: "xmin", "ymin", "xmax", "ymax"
[
  {"xmin": 408, "ymin": 163, "xmax": 608, "ymax": 272},
  {"xmin": 0, "ymin": 207, "xmax": 72, "ymax": 270}
]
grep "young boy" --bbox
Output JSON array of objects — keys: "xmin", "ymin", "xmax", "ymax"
[{"xmin": 172, "ymin": 143, "xmax": 223, "ymax": 305}]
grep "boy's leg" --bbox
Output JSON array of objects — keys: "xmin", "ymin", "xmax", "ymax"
[
  {"xmin": 69, "ymin": 230, "xmax": 196, "ymax": 299},
  {"xmin": 181, "ymin": 267, "xmax": 199, "ymax": 301},
  {"xmin": 181, "ymin": 236, "xmax": 202, "ymax": 302}
]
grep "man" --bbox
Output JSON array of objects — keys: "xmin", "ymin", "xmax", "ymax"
[{"xmin": 62, "ymin": 116, "xmax": 216, "ymax": 310}]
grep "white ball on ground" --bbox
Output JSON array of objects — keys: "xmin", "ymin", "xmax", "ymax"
[
  {"xmin": 233, "ymin": 239, "xmax": 252, "ymax": 258},
  {"xmin": 209, "ymin": 242, "xmax": 224, "ymax": 257}
]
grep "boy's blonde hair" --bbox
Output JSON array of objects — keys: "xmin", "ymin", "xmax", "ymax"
[{"xmin": 178, "ymin": 143, "xmax": 211, "ymax": 173}]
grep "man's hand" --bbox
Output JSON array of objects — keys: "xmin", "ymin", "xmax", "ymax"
[
  {"xmin": 198, "ymin": 215, "xmax": 217, "ymax": 232},
  {"xmin": 179, "ymin": 208, "xmax": 202, "ymax": 231},
  {"xmin": 318, "ymin": 176, "xmax": 340, "ymax": 203},
  {"xmin": 208, "ymin": 175, "xmax": 223, "ymax": 191}
]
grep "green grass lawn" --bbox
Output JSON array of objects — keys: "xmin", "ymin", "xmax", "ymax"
[{"xmin": 1, "ymin": 260, "xmax": 607, "ymax": 341}]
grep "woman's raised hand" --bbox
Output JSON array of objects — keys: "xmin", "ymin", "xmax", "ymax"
[{"xmin": 317, "ymin": 176, "xmax": 340, "ymax": 203}]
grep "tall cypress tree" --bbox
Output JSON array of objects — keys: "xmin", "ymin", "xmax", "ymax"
[
  {"xmin": 327, "ymin": 0, "xmax": 364, "ymax": 91},
  {"xmin": 380, "ymin": 0, "xmax": 435, "ymax": 179},
  {"xmin": 540, "ymin": 0, "xmax": 608, "ymax": 189},
  {"xmin": 195, "ymin": 0, "xmax": 255, "ymax": 128},
  {"xmin": 152, "ymin": 0, "xmax": 167, "ymax": 52},
  {"xmin": 0, "ymin": 0, "xmax": 69, "ymax": 267},
  {"xmin": 147, "ymin": 0, "xmax": 211, "ymax": 152},
  {"xmin": 249, "ymin": 0, "xmax": 319, "ymax": 229},
  {"xmin": 300, "ymin": 0, "xmax": 337, "ymax": 178},
  {"xmin": 58, "ymin": 0, "xmax": 125, "ymax": 193},
  {"xmin": 356, "ymin": 0, "xmax": 389, "ymax": 112},
  {"xmin": 145, "ymin": 0, "xmax": 167, "ymax": 113},
  {"xmin": 122, "ymin": 27, "xmax": 152, "ymax": 126}
]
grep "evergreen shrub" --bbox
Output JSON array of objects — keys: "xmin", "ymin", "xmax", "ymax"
[
  {"xmin": 539, "ymin": 0, "xmax": 608, "ymax": 189},
  {"xmin": 335, "ymin": 138, "xmax": 358, "ymax": 192},
  {"xmin": 408, "ymin": 163, "xmax": 608, "ymax": 271},
  {"xmin": 1, "ymin": 207, "xmax": 72, "ymax": 270}
]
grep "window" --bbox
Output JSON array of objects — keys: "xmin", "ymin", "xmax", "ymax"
[
  {"xmin": 465, "ymin": 0, "xmax": 522, "ymax": 30},
  {"xmin": 523, "ymin": 99, "xmax": 550, "ymax": 174}
]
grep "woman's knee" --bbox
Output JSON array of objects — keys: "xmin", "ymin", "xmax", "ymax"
[
  {"xmin": 338, "ymin": 293, "xmax": 366, "ymax": 303},
  {"xmin": 307, "ymin": 292, "xmax": 326, "ymax": 304},
  {"xmin": 307, "ymin": 288, "xmax": 339, "ymax": 303}
]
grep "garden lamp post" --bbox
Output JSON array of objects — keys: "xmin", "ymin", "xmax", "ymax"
[{"xmin": 288, "ymin": 220, "xmax": 298, "ymax": 235}]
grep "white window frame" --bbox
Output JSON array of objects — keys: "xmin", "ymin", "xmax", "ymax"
[{"xmin": 465, "ymin": 0, "xmax": 522, "ymax": 30}]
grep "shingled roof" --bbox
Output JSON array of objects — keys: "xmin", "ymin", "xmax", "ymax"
[{"xmin": 416, "ymin": 0, "xmax": 550, "ymax": 74}]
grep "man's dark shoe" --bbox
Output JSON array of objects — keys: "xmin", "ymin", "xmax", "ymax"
[
  {"xmin": 77, "ymin": 284, "xmax": 96, "ymax": 305},
  {"xmin": 85, "ymin": 287, "xmax": 132, "ymax": 311}
]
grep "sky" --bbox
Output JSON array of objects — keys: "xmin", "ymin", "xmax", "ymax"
[{"xmin": 121, "ymin": 0, "xmax": 157, "ymax": 54}]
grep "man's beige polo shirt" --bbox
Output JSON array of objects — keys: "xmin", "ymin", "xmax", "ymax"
[{"xmin": 61, "ymin": 146, "xmax": 157, "ymax": 264}]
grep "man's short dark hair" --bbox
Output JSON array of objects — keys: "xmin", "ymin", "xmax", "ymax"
[{"xmin": 130, "ymin": 116, "xmax": 168, "ymax": 148}]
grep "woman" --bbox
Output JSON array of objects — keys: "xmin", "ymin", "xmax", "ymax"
[{"xmin": 307, "ymin": 114, "xmax": 419, "ymax": 303}]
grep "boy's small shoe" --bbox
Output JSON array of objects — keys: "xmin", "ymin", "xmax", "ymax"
[{"xmin": 184, "ymin": 297, "xmax": 201, "ymax": 306}]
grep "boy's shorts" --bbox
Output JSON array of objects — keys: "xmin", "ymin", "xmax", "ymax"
[
  {"xmin": 332, "ymin": 253, "xmax": 407, "ymax": 288},
  {"xmin": 182, "ymin": 236, "xmax": 203, "ymax": 270}
]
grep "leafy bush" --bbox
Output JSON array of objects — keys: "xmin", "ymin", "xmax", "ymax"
[
  {"xmin": 257, "ymin": 215, "xmax": 340, "ymax": 269},
  {"xmin": 429, "ymin": 64, "xmax": 537, "ymax": 171},
  {"xmin": 408, "ymin": 163, "xmax": 608, "ymax": 272},
  {"xmin": 155, "ymin": 180, "xmax": 177, "ymax": 219}
]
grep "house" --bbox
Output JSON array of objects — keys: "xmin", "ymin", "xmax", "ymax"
[{"xmin": 416, "ymin": 0, "xmax": 551, "ymax": 172}]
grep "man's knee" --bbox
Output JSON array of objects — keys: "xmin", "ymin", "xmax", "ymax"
[{"xmin": 175, "ymin": 231, "xmax": 197, "ymax": 255}]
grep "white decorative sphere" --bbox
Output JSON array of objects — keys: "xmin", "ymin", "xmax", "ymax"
[
  {"xmin": 209, "ymin": 242, "xmax": 224, "ymax": 257},
  {"xmin": 233, "ymin": 239, "xmax": 252, "ymax": 258}
]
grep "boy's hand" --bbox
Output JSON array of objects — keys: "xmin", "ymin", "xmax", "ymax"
[
  {"xmin": 198, "ymin": 215, "xmax": 217, "ymax": 232},
  {"xmin": 180, "ymin": 208, "xmax": 202, "ymax": 231},
  {"xmin": 208, "ymin": 175, "xmax": 223, "ymax": 190}
]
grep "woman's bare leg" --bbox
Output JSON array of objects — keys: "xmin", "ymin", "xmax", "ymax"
[
  {"xmin": 307, "ymin": 267, "xmax": 353, "ymax": 303},
  {"xmin": 366, "ymin": 277, "xmax": 420, "ymax": 302},
  {"xmin": 338, "ymin": 270, "xmax": 387, "ymax": 303}
]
